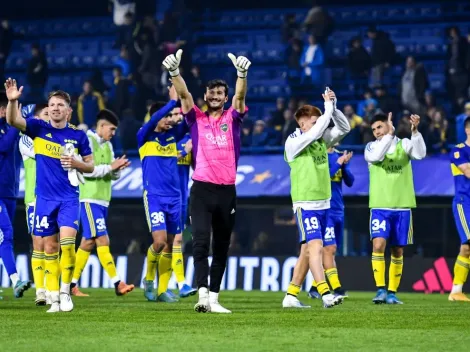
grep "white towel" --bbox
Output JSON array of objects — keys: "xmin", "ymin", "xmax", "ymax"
[{"xmin": 62, "ymin": 143, "xmax": 85, "ymax": 186}]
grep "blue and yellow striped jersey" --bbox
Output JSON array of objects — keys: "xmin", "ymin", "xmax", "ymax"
[
  {"xmin": 177, "ymin": 133, "xmax": 191, "ymax": 202},
  {"xmin": 450, "ymin": 143, "xmax": 470, "ymax": 202},
  {"xmin": 137, "ymin": 100, "xmax": 188, "ymax": 197},
  {"xmin": 24, "ymin": 119, "xmax": 92, "ymax": 200},
  {"xmin": 328, "ymin": 150, "xmax": 354, "ymax": 214}
]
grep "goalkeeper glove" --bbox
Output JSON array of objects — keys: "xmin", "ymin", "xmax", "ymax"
[
  {"xmin": 162, "ymin": 49, "xmax": 183, "ymax": 77},
  {"xmin": 227, "ymin": 53, "xmax": 251, "ymax": 78}
]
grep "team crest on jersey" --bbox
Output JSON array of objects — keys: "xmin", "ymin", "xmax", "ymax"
[
  {"xmin": 220, "ymin": 123, "xmax": 228, "ymax": 132},
  {"xmin": 454, "ymin": 151, "xmax": 460, "ymax": 159}
]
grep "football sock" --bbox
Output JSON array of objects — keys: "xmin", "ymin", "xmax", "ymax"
[
  {"xmin": 388, "ymin": 256, "xmax": 404, "ymax": 293},
  {"xmin": 60, "ymin": 237, "xmax": 76, "ymax": 285},
  {"xmin": 172, "ymin": 244, "xmax": 185, "ymax": 286},
  {"xmin": 372, "ymin": 252, "xmax": 386, "ymax": 287},
  {"xmin": 316, "ymin": 280, "xmax": 331, "ymax": 296},
  {"xmin": 97, "ymin": 246, "xmax": 120, "ymax": 284},
  {"xmin": 145, "ymin": 245, "xmax": 160, "ymax": 281},
  {"xmin": 31, "ymin": 251, "xmax": 45, "ymax": 290},
  {"xmin": 325, "ymin": 268, "xmax": 341, "ymax": 291},
  {"xmin": 451, "ymin": 255, "xmax": 470, "ymax": 294},
  {"xmin": 287, "ymin": 282, "xmax": 301, "ymax": 297},
  {"xmin": 158, "ymin": 252, "xmax": 172, "ymax": 296},
  {"xmin": 45, "ymin": 252, "xmax": 60, "ymax": 292},
  {"xmin": 72, "ymin": 248, "xmax": 90, "ymax": 284}
]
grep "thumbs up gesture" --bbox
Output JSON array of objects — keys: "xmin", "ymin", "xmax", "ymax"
[
  {"xmin": 162, "ymin": 49, "xmax": 183, "ymax": 77},
  {"xmin": 227, "ymin": 53, "xmax": 251, "ymax": 78}
]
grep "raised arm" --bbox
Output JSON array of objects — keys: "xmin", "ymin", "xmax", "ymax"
[
  {"xmin": 228, "ymin": 53, "xmax": 251, "ymax": 113},
  {"xmin": 322, "ymin": 90, "xmax": 351, "ymax": 147},
  {"xmin": 162, "ymin": 49, "xmax": 195, "ymax": 114},
  {"xmin": 364, "ymin": 135, "xmax": 394, "ymax": 163},
  {"xmin": 4, "ymin": 78, "xmax": 26, "ymax": 131},
  {"xmin": 401, "ymin": 114, "xmax": 427, "ymax": 160},
  {"xmin": 137, "ymin": 99, "xmax": 178, "ymax": 145},
  {"xmin": 284, "ymin": 100, "xmax": 334, "ymax": 161},
  {"xmin": 342, "ymin": 162, "xmax": 355, "ymax": 187}
]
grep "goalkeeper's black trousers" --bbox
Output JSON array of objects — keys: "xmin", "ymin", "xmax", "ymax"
[{"xmin": 190, "ymin": 180, "xmax": 236, "ymax": 293}]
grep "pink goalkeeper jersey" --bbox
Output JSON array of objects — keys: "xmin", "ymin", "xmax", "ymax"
[{"xmin": 184, "ymin": 105, "xmax": 247, "ymax": 185}]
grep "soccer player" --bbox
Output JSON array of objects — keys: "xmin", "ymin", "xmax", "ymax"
[
  {"xmin": 282, "ymin": 89, "xmax": 350, "ymax": 309},
  {"xmin": 5, "ymin": 78, "xmax": 94, "ymax": 313},
  {"xmin": 308, "ymin": 147, "xmax": 354, "ymax": 300},
  {"xmin": 162, "ymin": 49, "xmax": 251, "ymax": 313},
  {"xmin": 0, "ymin": 93, "xmax": 31, "ymax": 298},
  {"xmin": 170, "ymin": 107, "xmax": 197, "ymax": 298},
  {"xmin": 70, "ymin": 109, "xmax": 134, "ymax": 297},
  {"xmin": 140, "ymin": 86, "xmax": 188, "ymax": 303},
  {"xmin": 448, "ymin": 117, "xmax": 470, "ymax": 302},
  {"xmin": 366, "ymin": 112, "xmax": 425, "ymax": 304},
  {"xmin": 18, "ymin": 103, "xmax": 49, "ymax": 305}
]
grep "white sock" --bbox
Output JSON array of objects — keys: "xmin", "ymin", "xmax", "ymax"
[
  {"xmin": 60, "ymin": 283, "xmax": 71, "ymax": 294},
  {"xmin": 209, "ymin": 291, "xmax": 219, "ymax": 302},
  {"xmin": 10, "ymin": 273, "xmax": 19, "ymax": 286},
  {"xmin": 111, "ymin": 276, "xmax": 120, "ymax": 285},
  {"xmin": 451, "ymin": 284, "xmax": 463, "ymax": 294},
  {"xmin": 71, "ymin": 278, "xmax": 79, "ymax": 284},
  {"xmin": 178, "ymin": 282, "xmax": 185, "ymax": 290}
]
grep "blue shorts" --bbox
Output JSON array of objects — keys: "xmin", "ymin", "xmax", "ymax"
[
  {"xmin": 143, "ymin": 192, "xmax": 181, "ymax": 235},
  {"xmin": 0, "ymin": 198, "xmax": 16, "ymax": 239},
  {"xmin": 324, "ymin": 213, "xmax": 344, "ymax": 247},
  {"xmin": 295, "ymin": 208, "xmax": 328, "ymax": 244},
  {"xmin": 33, "ymin": 196, "xmax": 80, "ymax": 237},
  {"xmin": 452, "ymin": 201, "xmax": 470, "ymax": 245},
  {"xmin": 80, "ymin": 202, "xmax": 109, "ymax": 240},
  {"xmin": 26, "ymin": 204, "xmax": 35, "ymax": 234},
  {"xmin": 369, "ymin": 209, "xmax": 413, "ymax": 246}
]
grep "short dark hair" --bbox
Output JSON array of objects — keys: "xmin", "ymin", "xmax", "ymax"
[
  {"xmin": 294, "ymin": 105, "xmax": 322, "ymax": 121},
  {"xmin": 370, "ymin": 113, "xmax": 388, "ymax": 126},
  {"xmin": 149, "ymin": 102, "xmax": 168, "ymax": 117},
  {"xmin": 48, "ymin": 90, "xmax": 71, "ymax": 105},
  {"xmin": 206, "ymin": 79, "xmax": 229, "ymax": 96},
  {"xmin": 464, "ymin": 117, "xmax": 470, "ymax": 129},
  {"xmin": 34, "ymin": 103, "xmax": 48, "ymax": 115},
  {"xmin": 97, "ymin": 109, "xmax": 119, "ymax": 127}
]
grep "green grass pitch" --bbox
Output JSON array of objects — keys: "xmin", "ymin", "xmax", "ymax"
[{"xmin": 1, "ymin": 289, "xmax": 470, "ymax": 351}]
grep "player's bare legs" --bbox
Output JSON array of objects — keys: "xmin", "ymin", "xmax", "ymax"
[
  {"xmin": 283, "ymin": 244, "xmax": 311, "ymax": 308},
  {"xmin": 307, "ymin": 240, "xmax": 342, "ymax": 308},
  {"xmin": 44, "ymin": 235, "xmax": 61, "ymax": 313},
  {"xmin": 31, "ymin": 235, "xmax": 47, "ymax": 305},
  {"xmin": 449, "ymin": 244, "xmax": 470, "ymax": 301},
  {"xmin": 371, "ymin": 237, "xmax": 387, "ymax": 304}
]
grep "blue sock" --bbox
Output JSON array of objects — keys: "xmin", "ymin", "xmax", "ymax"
[{"xmin": 0, "ymin": 230, "xmax": 18, "ymax": 276}]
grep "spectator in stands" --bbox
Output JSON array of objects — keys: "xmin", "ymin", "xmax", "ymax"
[
  {"xmin": 116, "ymin": 11, "xmax": 136, "ymax": 50},
  {"xmin": 0, "ymin": 19, "xmax": 13, "ymax": 82},
  {"xmin": 340, "ymin": 104, "xmax": 364, "ymax": 145},
  {"xmin": 282, "ymin": 14, "xmax": 299, "ymax": 43},
  {"xmin": 137, "ymin": 30, "xmax": 160, "ymax": 96},
  {"xmin": 300, "ymin": 35, "xmax": 324, "ymax": 88},
  {"xmin": 77, "ymin": 80, "xmax": 106, "ymax": 129},
  {"xmin": 426, "ymin": 109, "xmax": 448, "ymax": 155},
  {"xmin": 456, "ymin": 102, "xmax": 470, "ymax": 143},
  {"xmin": 251, "ymin": 120, "xmax": 269, "ymax": 147},
  {"xmin": 446, "ymin": 26, "xmax": 468, "ymax": 110},
  {"xmin": 367, "ymin": 26, "xmax": 396, "ymax": 86},
  {"xmin": 26, "ymin": 43, "xmax": 48, "ymax": 103},
  {"xmin": 119, "ymin": 108, "xmax": 140, "ymax": 153},
  {"xmin": 281, "ymin": 109, "xmax": 297, "ymax": 144},
  {"xmin": 108, "ymin": 66, "xmax": 133, "ymax": 117},
  {"xmin": 270, "ymin": 97, "xmax": 286, "ymax": 130},
  {"xmin": 115, "ymin": 46, "xmax": 132, "ymax": 78},
  {"xmin": 356, "ymin": 89, "xmax": 377, "ymax": 117},
  {"xmin": 399, "ymin": 56, "xmax": 429, "ymax": 114},
  {"xmin": 187, "ymin": 66, "xmax": 204, "ymax": 102},
  {"xmin": 286, "ymin": 38, "xmax": 303, "ymax": 85},
  {"xmin": 89, "ymin": 68, "xmax": 109, "ymax": 95},
  {"xmin": 302, "ymin": 1, "xmax": 334, "ymax": 45},
  {"xmin": 109, "ymin": 0, "xmax": 136, "ymax": 26},
  {"xmin": 241, "ymin": 120, "xmax": 253, "ymax": 147},
  {"xmin": 347, "ymin": 36, "xmax": 371, "ymax": 93},
  {"xmin": 374, "ymin": 85, "xmax": 399, "ymax": 117}
]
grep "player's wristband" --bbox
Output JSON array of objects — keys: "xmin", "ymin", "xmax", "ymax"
[
  {"xmin": 237, "ymin": 70, "xmax": 247, "ymax": 78},
  {"xmin": 169, "ymin": 68, "xmax": 180, "ymax": 77}
]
